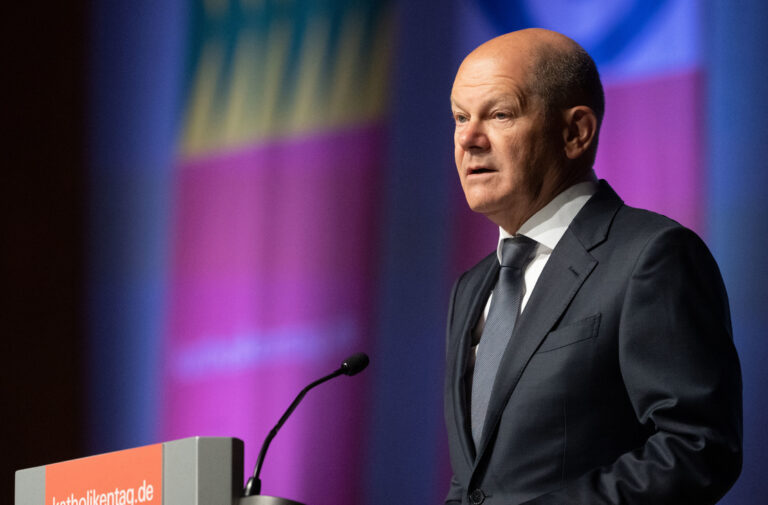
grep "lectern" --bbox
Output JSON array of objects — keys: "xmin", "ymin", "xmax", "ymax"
[{"xmin": 15, "ymin": 437, "xmax": 303, "ymax": 505}]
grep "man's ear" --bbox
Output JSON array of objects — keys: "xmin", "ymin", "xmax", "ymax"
[{"xmin": 562, "ymin": 106, "xmax": 598, "ymax": 160}]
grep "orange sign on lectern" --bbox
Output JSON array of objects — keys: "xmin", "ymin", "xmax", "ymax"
[{"xmin": 45, "ymin": 443, "xmax": 162, "ymax": 505}]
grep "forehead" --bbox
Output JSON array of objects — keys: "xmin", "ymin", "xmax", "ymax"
[{"xmin": 451, "ymin": 54, "xmax": 533, "ymax": 106}]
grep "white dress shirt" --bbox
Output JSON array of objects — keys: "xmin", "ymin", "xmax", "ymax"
[{"xmin": 472, "ymin": 176, "xmax": 599, "ymax": 343}]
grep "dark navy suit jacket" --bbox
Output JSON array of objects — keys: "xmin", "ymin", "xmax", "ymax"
[{"xmin": 444, "ymin": 181, "xmax": 742, "ymax": 504}]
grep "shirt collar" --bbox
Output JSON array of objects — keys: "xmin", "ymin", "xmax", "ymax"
[{"xmin": 496, "ymin": 174, "xmax": 599, "ymax": 263}]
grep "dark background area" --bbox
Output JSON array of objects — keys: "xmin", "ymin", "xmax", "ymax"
[{"xmin": 5, "ymin": 3, "xmax": 86, "ymax": 501}]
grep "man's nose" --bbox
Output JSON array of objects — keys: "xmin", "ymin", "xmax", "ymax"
[{"xmin": 457, "ymin": 121, "xmax": 490, "ymax": 151}]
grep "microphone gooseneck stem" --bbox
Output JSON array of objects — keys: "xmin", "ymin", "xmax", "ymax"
[{"xmin": 244, "ymin": 368, "xmax": 344, "ymax": 496}]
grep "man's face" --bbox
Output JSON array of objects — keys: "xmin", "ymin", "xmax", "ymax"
[{"xmin": 451, "ymin": 54, "xmax": 564, "ymax": 229}]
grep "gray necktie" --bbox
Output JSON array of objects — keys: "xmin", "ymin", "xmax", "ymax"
[{"xmin": 471, "ymin": 235, "xmax": 537, "ymax": 448}]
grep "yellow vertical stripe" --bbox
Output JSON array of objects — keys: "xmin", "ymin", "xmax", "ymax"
[
  {"xmin": 363, "ymin": 8, "xmax": 393, "ymax": 121},
  {"xmin": 290, "ymin": 16, "xmax": 331, "ymax": 131},
  {"xmin": 256, "ymin": 21, "xmax": 293, "ymax": 138},
  {"xmin": 222, "ymin": 33, "xmax": 260, "ymax": 147},
  {"xmin": 182, "ymin": 41, "xmax": 225, "ymax": 156},
  {"xmin": 328, "ymin": 9, "xmax": 365, "ymax": 127}
]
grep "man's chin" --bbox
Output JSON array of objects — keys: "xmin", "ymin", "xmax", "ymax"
[
  {"xmin": 464, "ymin": 195, "xmax": 503, "ymax": 215},
  {"xmin": 465, "ymin": 200, "xmax": 492, "ymax": 214},
  {"xmin": 464, "ymin": 197, "xmax": 524, "ymax": 232},
  {"xmin": 467, "ymin": 202, "xmax": 507, "ymax": 225}
]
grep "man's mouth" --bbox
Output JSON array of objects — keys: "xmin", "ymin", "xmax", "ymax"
[{"xmin": 468, "ymin": 167, "xmax": 495, "ymax": 175}]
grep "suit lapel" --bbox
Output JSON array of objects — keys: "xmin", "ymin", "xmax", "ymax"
[
  {"xmin": 449, "ymin": 254, "xmax": 499, "ymax": 464},
  {"xmin": 473, "ymin": 181, "xmax": 623, "ymax": 462}
]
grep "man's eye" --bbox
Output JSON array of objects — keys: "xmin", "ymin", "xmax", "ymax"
[
  {"xmin": 455, "ymin": 114, "xmax": 468, "ymax": 124},
  {"xmin": 494, "ymin": 112, "xmax": 509, "ymax": 120}
]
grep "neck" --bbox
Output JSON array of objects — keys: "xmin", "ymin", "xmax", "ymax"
[{"xmin": 491, "ymin": 168, "xmax": 595, "ymax": 234}]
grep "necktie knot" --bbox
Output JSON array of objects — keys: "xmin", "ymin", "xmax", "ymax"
[{"xmin": 500, "ymin": 236, "xmax": 537, "ymax": 269}]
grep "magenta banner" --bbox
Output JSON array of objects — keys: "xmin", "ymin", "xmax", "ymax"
[
  {"xmin": 160, "ymin": 125, "xmax": 383, "ymax": 503},
  {"xmin": 596, "ymin": 69, "xmax": 705, "ymax": 236}
]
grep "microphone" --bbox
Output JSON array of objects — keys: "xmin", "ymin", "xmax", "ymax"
[
  {"xmin": 341, "ymin": 351, "xmax": 369, "ymax": 376},
  {"xmin": 243, "ymin": 352, "xmax": 370, "ymax": 497}
]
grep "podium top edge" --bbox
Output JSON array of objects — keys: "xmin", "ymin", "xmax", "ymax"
[{"xmin": 15, "ymin": 436, "xmax": 244, "ymax": 474}]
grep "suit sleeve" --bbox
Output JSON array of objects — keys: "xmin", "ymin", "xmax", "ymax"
[
  {"xmin": 524, "ymin": 226, "xmax": 742, "ymax": 505},
  {"xmin": 445, "ymin": 273, "xmax": 468, "ymax": 504},
  {"xmin": 445, "ymin": 475, "xmax": 463, "ymax": 504}
]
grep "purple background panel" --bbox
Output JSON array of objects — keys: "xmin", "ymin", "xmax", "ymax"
[
  {"xmin": 596, "ymin": 70, "xmax": 706, "ymax": 236},
  {"xmin": 160, "ymin": 124, "xmax": 384, "ymax": 504}
]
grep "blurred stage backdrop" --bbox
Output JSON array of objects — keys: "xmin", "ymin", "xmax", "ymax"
[{"xmin": 82, "ymin": 0, "xmax": 766, "ymax": 504}]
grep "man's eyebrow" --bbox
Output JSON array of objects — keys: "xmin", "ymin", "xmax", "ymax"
[
  {"xmin": 489, "ymin": 92, "xmax": 527, "ymax": 109},
  {"xmin": 450, "ymin": 93, "xmax": 526, "ymax": 111}
]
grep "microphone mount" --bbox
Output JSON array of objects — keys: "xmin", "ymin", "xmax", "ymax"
[{"xmin": 243, "ymin": 352, "xmax": 369, "ymax": 497}]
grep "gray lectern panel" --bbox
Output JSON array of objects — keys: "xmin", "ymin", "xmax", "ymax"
[
  {"xmin": 15, "ymin": 437, "xmax": 244, "ymax": 505},
  {"xmin": 164, "ymin": 437, "xmax": 244, "ymax": 505},
  {"xmin": 15, "ymin": 465, "xmax": 45, "ymax": 505}
]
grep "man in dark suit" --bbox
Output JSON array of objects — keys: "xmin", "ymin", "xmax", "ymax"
[{"xmin": 444, "ymin": 28, "xmax": 742, "ymax": 504}]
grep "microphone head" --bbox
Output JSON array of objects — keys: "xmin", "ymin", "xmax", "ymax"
[{"xmin": 340, "ymin": 352, "xmax": 369, "ymax": 376}]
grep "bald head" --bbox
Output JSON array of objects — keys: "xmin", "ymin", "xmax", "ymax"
[
  {"xmin": 465, "ymin": 28, "xmax": 578, "ymax": 62},
  {"xmin": 458, "ymin": 28, "xmax": 604, "ymax": 129}
]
